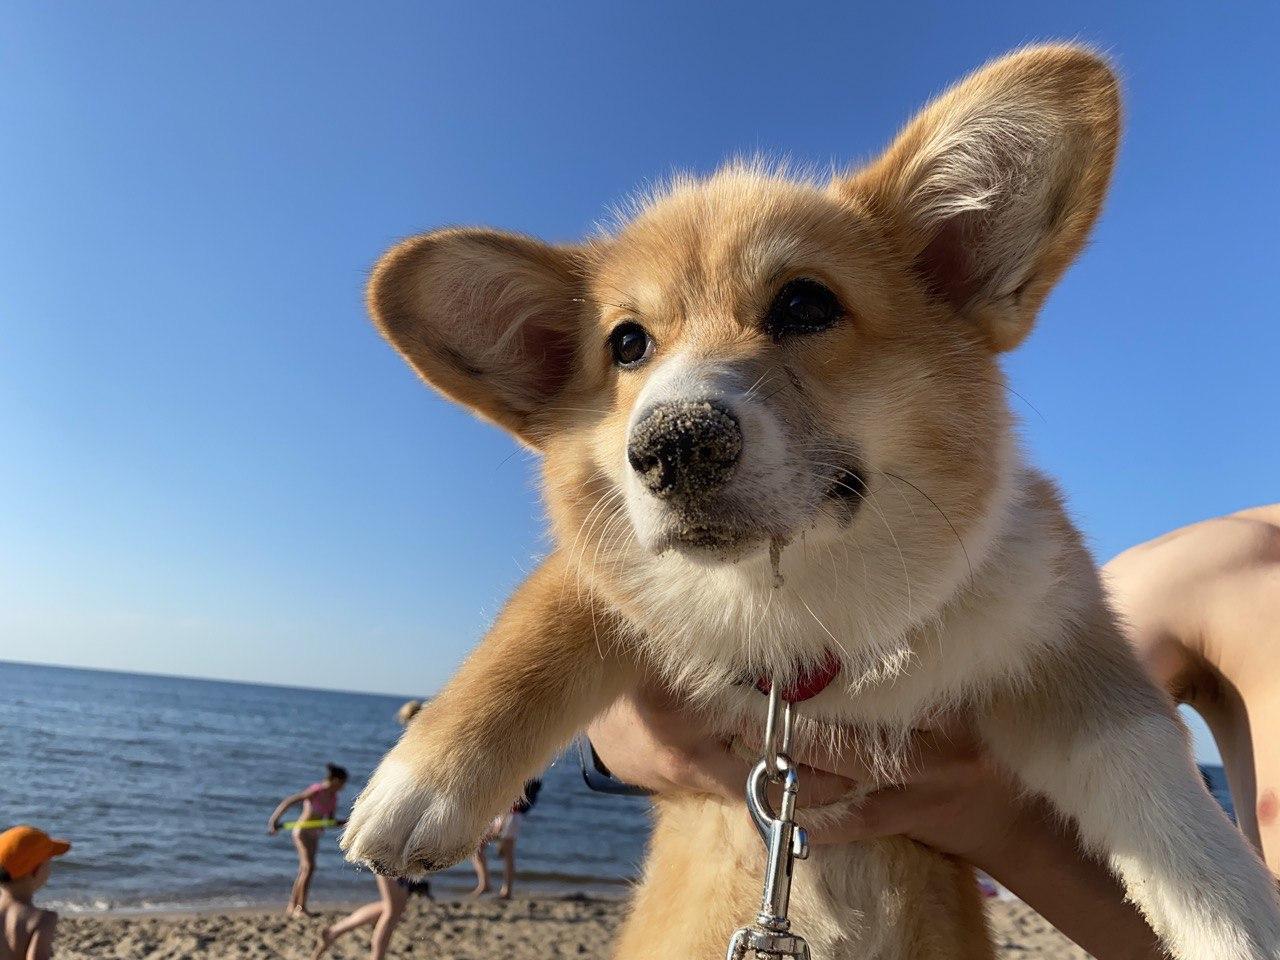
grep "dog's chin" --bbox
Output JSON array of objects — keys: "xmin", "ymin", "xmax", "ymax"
[
  {"xmin": 634, "ymin": 519, "xmax": 752, "ymax": 563},
  {"xmin": 628, "ymin": 471, "xmax": 861, "ymax": 566},
  {"xmin": 642, "ymin": 517, "xmax": 781, "ymax": 565},
  {"xmin": 660, "ymin": 532, "xmax": 765, "ymax": 565}
]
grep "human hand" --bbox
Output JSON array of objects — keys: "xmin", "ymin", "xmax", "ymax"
[
  {"xmin": 776, "ymin": 718, "xmax": 1032, "ymax": 862},
  {"xmin": 586, "ymin": 681, "xmax": 858, "ymax": 811},
  {"xmin": 588, "ymin": 683, "xmax": 1027, "ymax": 861},
  {"xmin": 589, "ymin": 686, "xmax": 1162, "ymax": 960}
]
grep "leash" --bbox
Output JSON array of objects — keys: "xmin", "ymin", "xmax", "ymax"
[{"xmin": 726, "ymin": 681, "xmax": 813, "ymax": 960}]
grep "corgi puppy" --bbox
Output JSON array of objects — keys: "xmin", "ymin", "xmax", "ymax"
[{"xmin": 342, "ymin": 45, "xmax": 1280, "ymax": 959}]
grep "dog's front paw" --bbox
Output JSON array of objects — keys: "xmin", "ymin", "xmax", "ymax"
[{"xmin": 340, "ymin": 757, "xmax": 490, "ymax": 876}]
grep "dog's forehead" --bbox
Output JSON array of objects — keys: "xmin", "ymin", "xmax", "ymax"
[{"xmin": 594, "ymin": 169, "xmax": 846, "ymax": 319}]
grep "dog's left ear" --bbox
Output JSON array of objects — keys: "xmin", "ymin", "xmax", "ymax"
[{"xmin": 837, "ymin": 44, "xmax": 1120, "ymax": 351}]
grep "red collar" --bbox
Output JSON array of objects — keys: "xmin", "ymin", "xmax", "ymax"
[{"xmin": 755, "ymin": 650, "xmax": 842, "ymax": 703}]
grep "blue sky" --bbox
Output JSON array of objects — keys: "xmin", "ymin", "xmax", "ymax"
[{"xmin": 1, "ymin": 3, "xmax": 1275, "ymax": 760}]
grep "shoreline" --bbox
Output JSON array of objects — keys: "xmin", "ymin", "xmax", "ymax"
[
  {"xmin": 50, "ymin": 895, "xmax": 1089, "ymax": 959},
  {"xmin": 60, "ymin": 888, "xmax": 631, "ymax": 921}
]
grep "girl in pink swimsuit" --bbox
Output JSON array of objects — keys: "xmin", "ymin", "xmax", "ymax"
[{"xmin": 268, "ymin": 763, "xmax": 348, "ymax": 917}]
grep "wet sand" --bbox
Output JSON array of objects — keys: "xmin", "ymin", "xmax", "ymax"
[{"xmin": 54, "ymin": 895, "xmax": 1089, "ymax": 958}]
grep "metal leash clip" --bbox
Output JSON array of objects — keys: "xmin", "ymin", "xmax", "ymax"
[{"xmin": 726, "ymin": 682, "xmax": 812, "ymax": 960}]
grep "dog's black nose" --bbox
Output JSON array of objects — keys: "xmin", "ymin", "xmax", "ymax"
[{"xmin": 627, "ymin": 400, "xmax": 742, "ymax": 499}]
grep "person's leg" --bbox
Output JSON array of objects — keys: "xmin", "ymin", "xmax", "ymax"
[
  {"xmin": 312, "ymin": 901, "xmax": 384, "ymax": 959},
  {"xmin": 327, "ymin": 903, "xmax": 385, "ymax": 938},
  {"xmin": 293, "ymin": 831, "xmax": 319, "ymax": 915},
  {"xmin": 289, "ymin": 831, "xmax": 312, "ymax": 914},
  {"xmin": 470, "ymin": 840, "xmax": 491, "ymax": 895},
  {"xmin": 498, "ymin": 837, "xmax": 515, "ymax": 899},
  {"xmin": 369, "ymin": 875, "xmax": 409, "ymax": 960}
]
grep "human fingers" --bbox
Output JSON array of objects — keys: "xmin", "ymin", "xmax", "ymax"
[
  {"xmin": 799, "ymin": 785, "xmax": 928, "ymax": 846},
  {"xmin": 779, "ymin": 762, "xmax": 858, "ymax": 808},
  {"xmin": 590, "ymin": 683, "xmax": 858, "ymax": 805},
  {"xmin": 765, "ymin": 715, "xmax": 983, "ymax": 787},
  {"xmin": 802, "ymin": 756, "xmax": 1028, "ymax": 860},
  {"xmin": 587, "ymin": 686, "xmax": 747, "ymax": 799}
]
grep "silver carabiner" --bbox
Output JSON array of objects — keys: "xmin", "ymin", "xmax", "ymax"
[
  {"xmin": 726, "ymin": 683, "xmax": 812, "ymax": 960},
  {"xmin": 761, "ymin": 680, "xmax": 793, "ymax": 777}
]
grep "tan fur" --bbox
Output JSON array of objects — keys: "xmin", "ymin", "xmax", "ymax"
[
  {"xmin": 342, "ymin": 46, "xmax": 1280, "ymax": 959},
  {"xmin": 845, "ymin": 46, "xmax": 1120, "ymax": 351},
  {"xmin": 619, "ymin": 797, "xmax": 992, "ymax": 960}
]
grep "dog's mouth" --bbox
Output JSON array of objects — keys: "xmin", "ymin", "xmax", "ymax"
[
  {"xmin": 642, "ymin": 461, "xmax": 867, "ymax": 562},
  {"xmin": 654, "ymin": 518, "xmax": 767, "ymax": 561}
]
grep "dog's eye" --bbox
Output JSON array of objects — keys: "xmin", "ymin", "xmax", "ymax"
[
  {"xmin": 609, "ymin": 322, "xmax": 654, "ymax": 368},
  {"xmin": 764, "ymin": 278, "xmax": 843, "ymax": 341}
]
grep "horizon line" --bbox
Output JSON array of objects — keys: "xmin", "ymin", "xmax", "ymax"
[{"xmin": 0, "ymin": 657, "xmax": 433, "ymax": 703}]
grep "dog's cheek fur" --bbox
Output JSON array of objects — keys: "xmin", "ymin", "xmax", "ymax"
[{"xmin": 793, "ymin": 239, "xmax": 1008, "ymax": 536}]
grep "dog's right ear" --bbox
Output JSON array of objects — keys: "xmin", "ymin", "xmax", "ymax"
[
  {"xmin": 367, "ymin": 229, "xmax": 589, "ymax": 449},
  {"xmin": 836, "ymin": 45, "xmax": 1120, "ymax": 352}
]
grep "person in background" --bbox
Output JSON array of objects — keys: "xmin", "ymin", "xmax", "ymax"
[
  {"xmin": 312, "ymin": 701, "xmax": 433, "ymax": 959},
  {"xmin": 471, "ymin": 779, "xmax": 541, "ymax": 899},
  {"xmin": 395, "ymin": 699, "xmax": 423, "ymax": 727},
  {"xmin": 310, "ymin": 875, "xmax": 408, "ymax": 960},
  {"xmin": 585, "ymin": 505, "xmax": 1280, "ymax": 960},
  {"xmin": 0, "ymin": 826, "xmax": 71, "ymax": 960},
  {"xmin": 268, "ymin": 762, "xmax": 349, "ymax": 917}
]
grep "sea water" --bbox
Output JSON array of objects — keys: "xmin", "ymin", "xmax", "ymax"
[
  {"xmin": 0, "ymin": 661, "xmax": 649, "ymax": 913},
  {"xmin": 0, "ymin": 660, "xmax": 1234, "ymax": 914}
]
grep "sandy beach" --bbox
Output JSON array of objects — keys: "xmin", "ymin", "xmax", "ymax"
[{"xmin": 53, "ymin": 896, "xmax": 1088, "ymax": 959}]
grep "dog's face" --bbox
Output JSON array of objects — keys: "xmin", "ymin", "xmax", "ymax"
[
  {"xmin": 368, "ymin": 45, "xmax": 1119, "ymax": 667},
  {"xmin": 574, "ymin": 173, "xmax": 1001, "ymax": 566}
]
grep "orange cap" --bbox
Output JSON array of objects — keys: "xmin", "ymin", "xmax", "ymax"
[{"xmin": 0, "ymin": 826, "xmax": 71, "ymax": 881}]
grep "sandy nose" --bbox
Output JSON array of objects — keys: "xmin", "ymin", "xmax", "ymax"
[{"xmin": 627, "ymin": 399, "xmax": 742, "ymax": 499}]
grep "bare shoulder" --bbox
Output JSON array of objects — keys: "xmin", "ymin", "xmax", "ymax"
[
  {"xmin": 1230, "ymin": 502, "xmax": 1280, "ymax": 536},
  {"xmin": 1105, "ymin": 504, "xmax": 1280, "ymax": 586},
  {"xmin": 0, "ymin": 903, "xmax": 57, "ymax": 960},
  {"xmin": 1101, "ymin": 505, "xmax": 1280, "ymax": 676}
]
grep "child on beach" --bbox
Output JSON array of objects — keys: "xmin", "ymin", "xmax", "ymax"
[
  {"xmin": 0, "ymin": 826, "xmax": 71, "ymax": 960},
  {"xmin": 268, "ymin": 763, "xmax": 349, "ymax": 917},
  {"xmin": 471, "ymin": 778, "xmax": 541, "ymax": 899},
  {"xmin": 395, "ymin": 698, "xmax": 423, "ymax": 726},
  {"xmin": 311, "ymin": 699, "xmax": 432, "ymax": 960},
  {"xmin": 311, "ymin": 874, "xmax": 410, "ymax": 960}
]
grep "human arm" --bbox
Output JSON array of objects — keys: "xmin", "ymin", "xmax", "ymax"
[
  {"xmin": 26, "ymin": 910, "xmax": 57, "ymax": 960},
  {"xmin": 267, "ymin": 791, "xmax": 309, "ymax": 834},
  {"xmin": 1103, "ymin": 507, "xmax": 1280, "ymax": 873}
]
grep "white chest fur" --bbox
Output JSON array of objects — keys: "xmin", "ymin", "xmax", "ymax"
[{"xmin": 612, "ymin": 462, "xmax": 1088, "ymax": 734}]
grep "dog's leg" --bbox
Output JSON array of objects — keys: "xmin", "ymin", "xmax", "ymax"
[
  {"xmin": 341, "ymin": 551, "xmax": 635, "ymax": 875},
  {"xmin": 986, "ymin": 605, "xmax": 1280, "ymax": 960}
]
